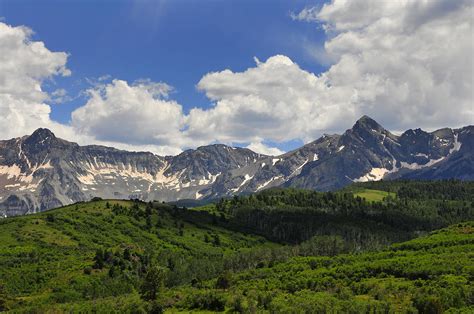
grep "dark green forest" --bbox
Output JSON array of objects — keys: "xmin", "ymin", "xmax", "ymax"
[{"xmin": 0, "ymin": 180, "xmax": 473, "ymax": 313}]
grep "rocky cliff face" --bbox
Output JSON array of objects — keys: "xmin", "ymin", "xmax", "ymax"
[
  {"xmin": 0, "ymin": 117, "xmax": 472, "ymax": 216},
  {"xmin": 284, "ymin": 116, "xmax": 470, "ymax": 190},
  {"xmin": 206, "ymin": 116, "xmax": 472, "ymax": 197},
  {"xmin": 0, "ymin": 128, "xmax": 263, "ymax": 216}
]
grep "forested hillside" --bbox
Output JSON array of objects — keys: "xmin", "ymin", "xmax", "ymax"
[
  {"xmin": 0, "ymin": 180, "xmax": 472, "ymax": 312},
  {"xmin": 0, "ymin": 199, "xmax": 276, "ymax": 312},
  {"xmin": 166, "ymin": 222, "xmax": 474, "ymax": 313},
  {"xmin": 206, "ymin": 180, "xmax": 474, "ymax": 248}
]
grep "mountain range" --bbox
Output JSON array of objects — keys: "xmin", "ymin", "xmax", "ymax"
[{"xmin": 0, "ymin": 115, "xmax": 472, "ymax": 216}]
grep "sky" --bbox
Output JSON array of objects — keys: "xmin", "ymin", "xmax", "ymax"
[{"xmin": 0, "ymin": 0, "xmax": 472, "ymax": 156}]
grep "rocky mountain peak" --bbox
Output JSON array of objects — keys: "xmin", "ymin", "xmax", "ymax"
[
  {"xmin": 19, "ymin": 128, "xmax": 73, "ymax": 167},
  {"xmin": 352, "ymin": 115, "xmax": 385, "ymax": 133},
  {"xmin": 340, "ymin": 116, "xmax": 390, "ymax": 147},
  {"xmin": 24, "ymin": 128, "xmax": 58, "ymax": 147}
]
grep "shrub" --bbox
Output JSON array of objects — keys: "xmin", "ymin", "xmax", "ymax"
[
  {"xmin": 216, "ymin": 271, "xmax": 232, "ymax": 290},
  {"xmin": 186, "ymin": 290, "xmax": 225, "ymax": 311}
]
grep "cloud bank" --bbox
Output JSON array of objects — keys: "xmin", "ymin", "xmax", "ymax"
[
  {"xmin": 0, "ymin": 23, "xmax": 70, "ymax": 139},
  {"xmin": 0, "ymin": 0, "xmax": 472, "ymax": 155}
]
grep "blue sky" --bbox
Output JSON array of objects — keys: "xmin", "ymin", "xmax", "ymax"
[
  {"xmin": 1, "ymin": 0, "xmax": 326, "ymax": 124},
  {"xmin": 0, "ymin": 0, "xmax": 471, "ymax": 155}
]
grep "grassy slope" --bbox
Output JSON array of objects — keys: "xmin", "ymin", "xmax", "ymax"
[
  {"xmin": 0, "ymin": 200, "xmax": 276, "ymax": 312},
  {"xmin": 353, "ymin": 188, "xmax": 396, "ymax": 202},
  {"xmin": 166, "ymin": 222, "xmax": 474, "ymax": 313}
]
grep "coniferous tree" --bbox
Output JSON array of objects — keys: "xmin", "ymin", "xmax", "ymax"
[
  {"xmin": 93, "ymin": 249, "xmax": 105, "ymax": 269},
  {"xmin": 141, "ymin": 265, "xmax": 167, "ymax": 301}
]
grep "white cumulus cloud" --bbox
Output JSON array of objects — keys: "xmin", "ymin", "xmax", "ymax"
[
  {"xmin": 187, "ymin": 55, "xmax": 348, "ymax": 145},
  {"xmin": 181, "ymin": 0, "xmax": 473, "ymax": 150},
  {"xmin": 0, "ymin": 22, "xmax": 185, "ymax": 155},
  {"xmin": 293, "ymin": 0, "xmax": 473, "ymax": 130},
  {"xmin": 1, "ymin": 0, "xmax": 473, "ymax": 158},
  {"xmin": 71, "ymin": 79, "xmax": 186, "ymax": 149},
  {"xmin": 246, "ymin": 141, "xmax": 284, "ymax": 156},
  {"xmin": 0, "ymin": 22, "xmax": 70, "ymax": 140}
]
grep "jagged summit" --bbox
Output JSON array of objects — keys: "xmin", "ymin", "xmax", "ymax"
[
  {"xmin": 356, "ymin": 114, "xmax": 374, "ymax": 122},
  {"xmin": 30, "ymin": 128, "xmax": 56, "ymax": 139},
  {"xmin": 339, "ymin": 115, "xmax": 391, "ymax": 148},
  {"xmin": 24, "ymin": 128, "xmax": 57, "ymax": 146},
  {"xmin": 352, "ymin": 115, "xmax": 385, "ymax": 133}
]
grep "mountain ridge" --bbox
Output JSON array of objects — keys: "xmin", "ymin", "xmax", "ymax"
[{"xmin": 1, "ymin": 116, "xmax": 472, "ymax": 216}]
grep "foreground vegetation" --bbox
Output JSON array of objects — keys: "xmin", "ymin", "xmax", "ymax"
[
  {"xmin": 0, "ymin": 200, "xmax": 275, "ymax": 312},
  {"xmin": 166, "ymin": 221, "xmax": 474, "ymax": 313},
  {"xmin": 0, "ymin": 180, "xmax": 472, "ymax": 312}
]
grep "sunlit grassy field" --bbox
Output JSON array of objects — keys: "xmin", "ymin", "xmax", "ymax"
[{"xmin": 354, "ymin": 188, "xmax": 396, "ymax": 202}]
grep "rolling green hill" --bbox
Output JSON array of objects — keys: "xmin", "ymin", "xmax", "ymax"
[
  {"xmin": 0, "ymin": 199, "xmax": 277, "ymax": 312},
  {"xmin": 166, "ymin": 222, "xmax": 474, "ymax": 313},
  {"xmin": 0, "ymin": 180, "xmax": 473, "ymax": 312}
]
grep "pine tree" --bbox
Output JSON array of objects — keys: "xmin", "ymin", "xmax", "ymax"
[
  {"xmin": 141, "ymin": 265, "xmax": 167, "ymax": 301},
  {"xmin": 93, "ymin": 249, "xmax": 105, "ymax": 269}
]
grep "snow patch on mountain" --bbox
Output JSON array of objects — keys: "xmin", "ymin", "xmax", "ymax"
[
  {"xmin": 400, "ymin": 157, "xmax": 446, "ymax": 170},
  {"xmin": 256, "ymin": 175, "xmax": 283, "ymax": 191},
  {"xmin": 197, "ymin": 172, "xmax": 221, "ymax": 185},
  {"xmin": 354, "ymin": 168, "xmax": 390, "ymax": 182},
  {"xmin": 0, "ymin": 162, "xmax": 53, "ymax": 187},
  {"xmin": 289, "ymin": 159, "xmax": 309, "ymax": 178},
  {"xmin": 231, "ymin": 174, "xmax": 254, "ymax": 193},
  {"xmin": 195, "ymin": 191, "xmax": 203, "ymax": 199},
  {"xmin": 449, "ymin": 134, "xmax": 462, "ymax": 154},
  {"xmin": 0, "ymin": 164, "xmax": 22, "ymax": 179}
]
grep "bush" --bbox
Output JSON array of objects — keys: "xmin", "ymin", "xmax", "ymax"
[
  {"xmin": 216, "ymin": 271, "xmax": 232, "ymax": 290},
  {"xmin": 45, "ymin": 214, "xmax": 55, "ymax": 222},
  {"xmin": 186, "ymin": 290, "xmax": 225, "ymax": 311}
]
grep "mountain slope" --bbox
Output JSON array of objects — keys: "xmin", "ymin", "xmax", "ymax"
[
  {"xmin": 391, "ymin": 126, "xmax": 474, "ymax": 180},
  {"xmin": 284, "ymin": 116, "xmax": 469, "ymax": 190},
  {"xmin": 0, "ymin": 130, "xmax": 262, "ymax": 216},
  {"xmin": 0, "ymin": 116, "xmax": 472, "ymax": 216},
  {"xmin": 211, "ymin": 116, "xmax": 472, "ymax": 195}
]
